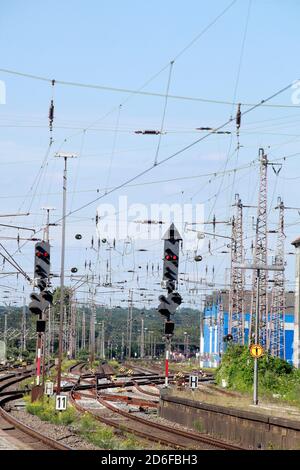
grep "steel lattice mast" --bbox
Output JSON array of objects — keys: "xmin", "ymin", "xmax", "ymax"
[
  {"xmin": 250, "ymin": 148, "xmax": 268, "ymax": 347},
  {"xmin": 269, "ymin": 197, "xmax": 285, "ymax": 358},
  {"xmin": 229, "ymin": 194, "xmax": 245, "ymax": 343},
  {"xmin": 217, "ymin": 293, "xmax": 224, "ymax": 357}
]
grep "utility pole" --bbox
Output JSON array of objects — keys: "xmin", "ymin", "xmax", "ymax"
[
  {"xmin": 269, "ymin": 197, "xmax": 285, "ymax": 358},
  {"xmin": 140, "ymin": 313, "xmax": 144, "ymax": 358},
  {"xmin": 292, "ymin": 237, "xmax": 300, "ymax": 368},
  {"xmin": 127, "ymin": 290, "xmax": 133, "ymax": 358},
  {"xmin": 250, "ymin": 148, "xmax": 282, "ymax": 348},
  {"xmin": 121, "ymin": 331, "xmax": 124, "ymax": 361},
  {"xmin": 237, "ymin": 263, "xmax": 284, "ymax": 405},
  {"xmin": 21, "ymin": 297, "xmax": 26, "ymax": 356},
  {"xmin": 69, "ymin": 298, "xmax": 77, "ymax": 359},
  {"xmin": 4, "ymin": 311, "xmax": 7, "ymax": 355},
  {"xmin": 89, "ymin": 284, "xmax": 96, "ymax": 363},
  {"xmin": 101, "ymin": 321, "xmax": 105, "ymax": 359},
  {"xmin": 229, "ymin": 194, "xmax": 244, "ymax": 343},
  {"xmin": 250, "ymin": 149, "xmax": 268, "ymax": 348},
  {"xmin": 81, "ymin": 310, "xmax": 86, "ymax": 350},
  {"xmin": 217, "ymin": 295, "xmax": 224, "ymax": 362},
  {"xmin": 55, "ymin": 152, "xmax": 77, "ymax": 395}
]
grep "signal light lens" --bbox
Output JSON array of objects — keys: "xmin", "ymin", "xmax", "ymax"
[
  {"xmin": 165, "ymin": 255, "xmax": 171, "ymax": 260},
  {"xmin": 36, "ymin": 251, "xmax": 49, "ymax": 258},
  {"xmin": 172, "ymin": 255, "xmax": 177, "ymax": 260}
]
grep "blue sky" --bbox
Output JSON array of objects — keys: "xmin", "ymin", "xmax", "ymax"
[{"xmin": 1, "ymin": 0, "xmax": 300, "ymax": 308}]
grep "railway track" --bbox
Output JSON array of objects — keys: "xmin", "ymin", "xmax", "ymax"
[
  {"xmin": 69, "ymin": 367, "xmax": 245, "ymax": 451},
  {"xmin": 0, "ymin": 367, "xmax": 72, "ymax": 450},
  {"xmin": 0, "ymin": 361, "xmax": 247, "ymax": 450}
]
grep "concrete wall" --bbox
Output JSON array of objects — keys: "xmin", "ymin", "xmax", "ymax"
[{"xmin": 160, "ymin": 392, "xmax": 300, "ymax": 450}]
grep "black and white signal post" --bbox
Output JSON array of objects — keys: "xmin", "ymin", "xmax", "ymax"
[
  {"xmin": 29, "ymin": 241, "xmax": 53, "ymax": 390},
  {"xmin": 157, "ymin": 223, "xmax": 182, "ymax": 386}
]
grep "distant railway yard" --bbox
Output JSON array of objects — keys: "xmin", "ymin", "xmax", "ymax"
[{"xmin": 0, "ymin": 358, "xmax": 299, "ymax": 451}]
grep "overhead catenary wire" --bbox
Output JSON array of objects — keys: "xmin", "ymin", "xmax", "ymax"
[
  {"xmin": 61, "ymin": 79, "xmax": 296, "ymax": 222},
  {"xmin": 9, "ymin": 78, "xmax": 297, "ymax": 264},
  {"xmin": 153, "ymin": 61, "xmax": 174, "ymax": 166},
  {"xmin": 0, "ymin": 70, "xmax": 298, "ymax": 109}
]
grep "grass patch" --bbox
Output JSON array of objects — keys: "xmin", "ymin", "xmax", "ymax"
[
  {"xmin": 61, "ymin": 359, "xmax": 78, "ymax": 373},
  {"xmin": 76, "ymin": 413, "xmax": 120, "ymax": 449},
  {"xmin": 194, "ymin": 419, "xmax": 204, "ymax": 433},
  {"xmin": 23, "ymin": 392, "xmax": 163, "ymax": 449},
  {"xmin": 25, "ymin": 396, "xmax": 76, "ymax": 425},
  {"xmin": 108, "ymin": 359, "xmax": 119, "ymax": 370},
  {"xmin": 76, "ymin": 413, "xmax": 143, "ymax": 449}
]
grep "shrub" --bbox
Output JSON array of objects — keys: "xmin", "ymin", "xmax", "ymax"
[
  {"xmin": 216, "ymin": 344, "xmax": 300, "ymax": 406},
  {"xmin": 25, "ymin": 396, "xmax": 76, "ymax": 425},
  {"xmin": 78, "ymin": 413, "xmax": 119, "ymax": 449}
]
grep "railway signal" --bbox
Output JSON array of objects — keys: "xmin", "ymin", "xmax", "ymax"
[
  {"xmin": 158, "ymin": 291, "xmax": 182, "ymax": 320},
  {"xmin": 164, "ymin": 320, "xmax": 174, "ymax": 335},
  {"xmin": 29, "ymin": 292, "xmax": 45, "ymax": 317},
  {"xmin": 34, "ymin": 241, "xmax": 50, "ymax": 290},
  {"xmin": 162, "ymin": 223, "xmax": 181, "ymax": 288},
  {"xmin": 158, "ymin": 224, "xmax": 182, "ymax": 387},
  {"xmin": 41, "ymin": 289, "xmax": 53, "ymax": 305},
  {"xmin": 31, "ymin": 240, "xmax": 53, "ymax": 395}
]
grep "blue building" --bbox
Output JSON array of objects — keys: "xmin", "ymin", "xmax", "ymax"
[{"xmin": 200, "ymin": 299, "xmax": 294, "ymax": 367}]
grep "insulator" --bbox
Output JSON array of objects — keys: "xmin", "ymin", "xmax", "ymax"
[
  {"xmin": 91, "ymin": 236, "xmax": 94, "ymax": 248},
  {"xmin": 236, "ymin": 103, "xmax": 241, "ymax": 130},
  {"xmin": 89, "ymin": 261, "xmax": 91, "ymax": 268},
  {"xmin": 113, "ymin": 239, "xmax": 116, "ymax": 249},
  {"xmin": 213, "ymin": 214, "xmax": 216, "ymax": 232},
  {"xmin": 49, "ymin": 100, "xmax": 54, "ymax": 122}
]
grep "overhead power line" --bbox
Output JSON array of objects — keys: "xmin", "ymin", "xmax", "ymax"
[{"xmin": 0, "ymin": 67, "xmax": 298, "ymax": 108}]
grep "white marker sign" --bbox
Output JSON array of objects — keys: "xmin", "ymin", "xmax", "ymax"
[
  {"xmin": 55, "ymin": 395, "xmax": 67, "ymax": 411},
  {"xmin": 44, "ymin": 381, "xmax": 54, "ymax": 396},
  {"xmin": 189, "ymin": 375, "xmax": 198, "ymax": 389}
]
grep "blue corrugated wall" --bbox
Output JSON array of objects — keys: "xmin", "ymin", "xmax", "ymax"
[{"xmin": 202, "ymin": 305, "xmax": 294, "ymax": 364}]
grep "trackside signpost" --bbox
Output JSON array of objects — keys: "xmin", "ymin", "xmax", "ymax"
[
  {"xmin": 157, "ymin": 223, "xmax": 182, "ymax": 387},
  {"xmin": 249, "ymin": 344, "xmax": 264, "ymax": 359},
  {"xmin": 234, "ymin": 262, "xmax": 284, "ymax": 405},
  {"xmin": 189, "ymin": 375, "xmax": 198, "ymax": 389},
  {"xmin": 55, "ymin": 395, "xmax": 67, "ymax": 411},
  {"xmin": 44, "ymin": 380, "xmax": 54, "ymax": 397}
]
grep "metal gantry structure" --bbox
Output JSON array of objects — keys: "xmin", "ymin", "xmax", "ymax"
[
  {"xmin": 250, "ymin": 149, "xmax": 269, "ymax": 347},
  {"xmin": 269, "ymin": 197, "xmax": 286, "ymax": 358},
  {"xmin": 229, "ymin": 194, "xmax": 245, "ymax": 344}
]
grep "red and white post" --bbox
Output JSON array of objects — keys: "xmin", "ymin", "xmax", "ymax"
[
  {"xmin": 36, "ymin": 333, "xmax": 42, "ymax": 385},
  {"xmin": 165, "ymin": 337, "xmax": 170, "ymax": 387}
]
